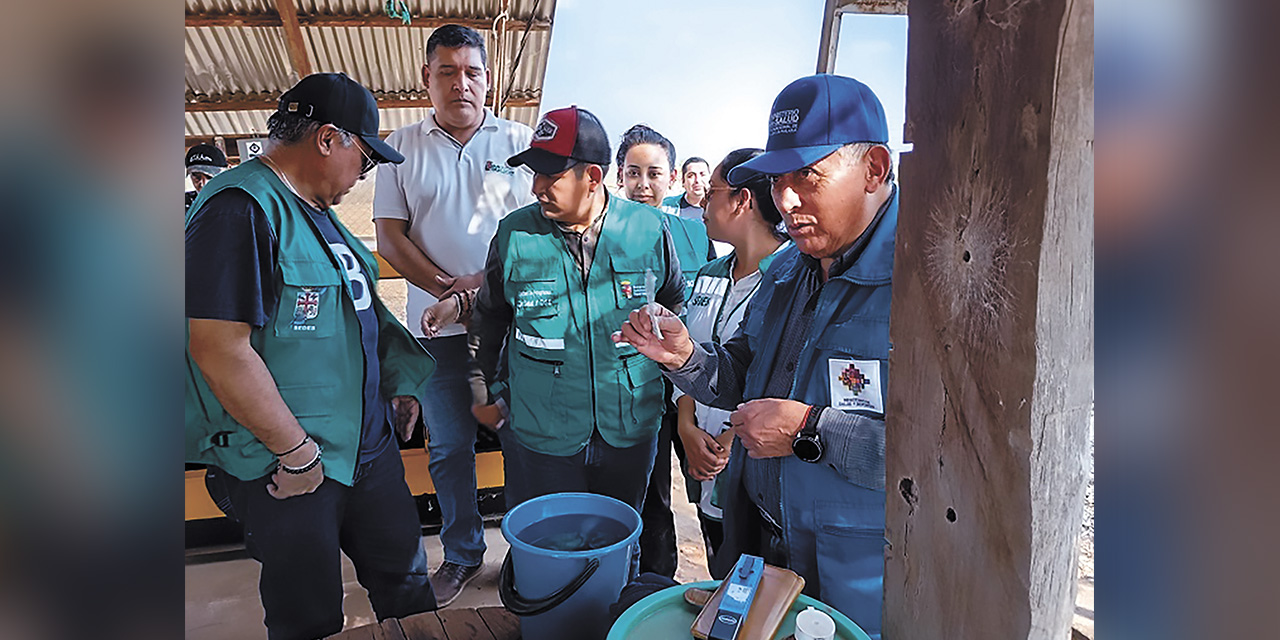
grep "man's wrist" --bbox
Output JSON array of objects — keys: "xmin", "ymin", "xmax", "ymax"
[
  {"xmin": 662, "ymin": 338, "xmax": 697, "ymax": 371},
  {"xmin": 279, "ymin": 438, "xmax": 320, "ymax": 468}
]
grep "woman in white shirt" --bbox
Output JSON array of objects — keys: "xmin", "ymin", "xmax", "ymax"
[{"xmin": 675, "ymin": 148, "xmax": 791, "ymax": 574}]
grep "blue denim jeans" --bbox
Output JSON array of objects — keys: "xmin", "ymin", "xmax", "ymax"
[
  {"xmin": 499, "ymin": 426, "xmax": 658, "ymax": 514},
  {"xmin": 417, "ymin": 335, "xmax": 486, "ymax": 567},
  {"xmin": 211, "ymin": 446, "xmax": 436, "ymax": 640}
]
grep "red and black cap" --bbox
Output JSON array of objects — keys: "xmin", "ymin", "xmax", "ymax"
[
  {"xmin": 508, "ymin": 106, "xmax": 611, "ymax": 175},
  {"xmin": 276, "ymin": 72, "xmax": 405, "ymax": 164}
]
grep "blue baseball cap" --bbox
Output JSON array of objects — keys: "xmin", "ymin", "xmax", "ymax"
[{"xmin": 728, "ymin": 74, "xmax": 888, "ymax": 184}]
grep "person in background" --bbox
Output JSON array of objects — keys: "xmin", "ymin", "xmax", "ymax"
[
  {"xmin": 675, "ymin": 148, "xmax": 790, "ymax": 575},
  {"xmin": 663, "ymin": 156, "xmax": 710, "ymax": 218},
  {"xmin": 185, "ymin": 142, "xmax": 228, "ymax": 212},
  {"xmin": 373, "ymin": 23, "xmax": 536, "ymax": 606},
  {"xmin": 615, "ymin": 124, "xmax": 712, "ymax": 578},
  {"xmin": 186, "ymin": 72, "xmax": 438, "ymax": 640},
  {"xmin": 665, "ymin": 156, "xmax": 730, "ymax": 257},
  {"xmin": 616, "ymin": 74, "xmax": 896, "ymax": 638},
  {"xmin": 469, "ymin": 106, "xmax": 686, "ymax": 516}
]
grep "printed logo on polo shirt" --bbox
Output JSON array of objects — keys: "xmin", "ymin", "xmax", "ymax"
[
  {"xmin": 769, "ymin": 108, "xmax": 801, "ymax": 136},
  {"xmin": 484, "ymin": 160, "xmax": 515, "ymax": 176},
  {"xmin": 533, "ymin": 118, "xmax": 559, "ymax": 141}
]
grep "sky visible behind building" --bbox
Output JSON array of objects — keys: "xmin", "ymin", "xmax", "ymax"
[{"xmin": 540, "ymin": 0, "xmax": 908, "ymax": 183}]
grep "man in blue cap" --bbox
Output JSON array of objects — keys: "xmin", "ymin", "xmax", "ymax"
[
  {"xmin": 616, "ymin": 74, "xmax": 896, "ymax": 638},
  {"xmin": 186, "ymin": 72, "xmax": 439, "ymax": 639}
]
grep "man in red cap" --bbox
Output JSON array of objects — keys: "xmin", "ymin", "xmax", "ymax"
[{"xmin": 468, "ymin": 106, "xmax": 686, "ymax": 514}]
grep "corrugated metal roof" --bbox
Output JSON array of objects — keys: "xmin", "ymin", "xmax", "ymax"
[
  {"xmin": 187, "ymin": 0, "xmax": 553, "ymax": 21},
  {"xmin": 186, "ymin": 0, "xmax": 555, "ymax": 140},
  {"xmin": 184, "ymin": 105, "xmax": 543, "ymax": 139}
]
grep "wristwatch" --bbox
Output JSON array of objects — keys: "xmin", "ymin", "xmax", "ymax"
[{"xmin": 791, "ymin": 405, "xmax": 824, "ymax": 463}]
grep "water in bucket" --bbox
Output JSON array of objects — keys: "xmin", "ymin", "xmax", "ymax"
[
  {"xmin": 520, "ymin": 513, "xmax": 632, "ymax": 552},
  {"xmin": 501, "ymin": 492, "xmax": 643, "ymax": 640}
]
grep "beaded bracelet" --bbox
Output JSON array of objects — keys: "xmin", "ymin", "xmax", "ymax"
[{"xmin": 279, "ymin": 443, "xmax": 323, "ymax": 474}]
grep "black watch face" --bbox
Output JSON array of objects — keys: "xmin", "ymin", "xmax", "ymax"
[{"xmin": 793, "ymin": 436, "xmax": 823, "ymax": 462}]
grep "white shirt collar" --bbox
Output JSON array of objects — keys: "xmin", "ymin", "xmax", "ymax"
[{"xmin": 422, "ymin": 108, "xmax": 500, "ymax": 139}]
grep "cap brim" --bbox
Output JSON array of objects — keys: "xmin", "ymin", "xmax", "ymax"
[
  {"xmin": 363, "ymin": 135, "xmax": 405, "ymax": 164},
  {"xmin": 186, "ymin": 165, "xmax": 225, "ymax": 178},
  {"xmin": 507, "ymin": 148, "xmax": 575, "ymax": 175},
  {"xmin": 725, "ymin": 144, "xmax": 843, "ymax": 185}
]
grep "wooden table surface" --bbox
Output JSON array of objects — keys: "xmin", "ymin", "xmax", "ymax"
[{"xmin": 330, "ymin": 606, "xmax": 520, "ymax": 640}]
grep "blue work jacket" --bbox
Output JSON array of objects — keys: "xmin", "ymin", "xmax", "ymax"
[{"xmin": 714, "ymin": 187, "xmax": 897, "ymax": 639}]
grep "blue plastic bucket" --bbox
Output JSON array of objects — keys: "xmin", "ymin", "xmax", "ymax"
[{"xmin": 500, "ymin": 492, "xmax": 642, "ymax": 640}]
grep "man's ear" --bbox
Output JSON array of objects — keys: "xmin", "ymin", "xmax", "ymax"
[
  {"xmin": 315, "ymin": 124, "xmax": 339, "ymax": 158},
  {"xmin": 865, "ymin": 145, "xmax": 893, "ymax": 191},
  {"xmin": 421, "ymin": 64, "xmax": 431, "ymax": 90},
  {"xmin": 587, "ymin": 164, "xmax": 605, "ymax": 187}
]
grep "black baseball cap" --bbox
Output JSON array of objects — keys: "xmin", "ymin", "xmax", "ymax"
[
  {"xmin": 276, "ymin": 72, "xmax": 404, "ymax": 164},
  {"xmin": 185, "ymin": 143, "xmax": 227, "ymax": 178},
  {"xmin": 508, "ymin": 106, "xmax": 611, "ymax": 175}
]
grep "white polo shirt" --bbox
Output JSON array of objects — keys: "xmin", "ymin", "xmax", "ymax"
[{"xmin": 373, "ymin": 110, "xmax": 536, "ymax": 337}]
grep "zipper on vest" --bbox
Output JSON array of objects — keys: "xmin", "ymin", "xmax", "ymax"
[
  {"xmin": 618, "ymin": 351, "xmax": 643, "ymax": 361},
  {"xmin": 519, "ymin": 351, "xmax": 563, "ymax": 377}
]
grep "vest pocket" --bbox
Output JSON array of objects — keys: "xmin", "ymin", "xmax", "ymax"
[
  {"xmin": 274, "ymin": 259, "xmax": 343, "ymax": 339},
  {"xmin": 619, "ymin": 353, "xmax": 663, "ymax": 433},
  {"xmin": 511, "ymin": 351, "xmax": 566, "ymax": 439},
  {"xmin": 511, "ymin": 277, "xmax": 566, "ymax": 343}
]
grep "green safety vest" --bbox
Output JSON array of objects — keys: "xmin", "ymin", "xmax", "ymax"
[
  {"xmin": 184, "ymin": 159, "xmax": 434, "ymax": 485},
  {"xmin": 659, "ymin": 203, "xmax": 711, "ymax": 304},
  {"xmin": 495, "ymin": 194, "xmax": 673, "ymax": 456}
]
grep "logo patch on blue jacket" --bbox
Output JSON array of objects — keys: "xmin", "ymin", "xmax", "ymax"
[{"xmin": 829, "ymin": 358, "xmax": 883, "ymax": 414}]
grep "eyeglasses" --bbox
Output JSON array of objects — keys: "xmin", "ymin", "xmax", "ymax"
[
  {"xmin": 702, "ymin": 185, "xmax": 735, "ymax": 204},
  {"xmin": 354, "ymin": 140, "xmax": 377, "ymax": 176},
  {"xmin": 336, "ymin": 127, "xmax": 377, "ymax": 176}
]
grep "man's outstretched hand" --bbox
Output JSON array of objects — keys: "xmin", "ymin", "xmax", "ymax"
[{"xmin": 613, "ymin": 304, "xmax": 695, "ymax": 370}]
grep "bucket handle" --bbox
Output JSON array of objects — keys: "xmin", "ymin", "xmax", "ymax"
[{"xmin": 498, "ymin": 549, "xmax": 600, "ymax": 617}]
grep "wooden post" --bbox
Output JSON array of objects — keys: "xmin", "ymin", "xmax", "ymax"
[{"xmin": 885, "ymin": 0, "xmax": 1092, "ymax": 637}]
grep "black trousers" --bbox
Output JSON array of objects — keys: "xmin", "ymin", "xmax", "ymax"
[
  {"xmin": 207, "ymin": 447, "xmax": 436, "ymax": 640},
  {"xmin": 638, "ymin": 392, "xmax": 681, "ymax": 577}
]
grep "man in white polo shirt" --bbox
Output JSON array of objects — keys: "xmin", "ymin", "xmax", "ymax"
[{"xmin": 373, "ymin": 24, "xmax": 535, "ymax": 606}]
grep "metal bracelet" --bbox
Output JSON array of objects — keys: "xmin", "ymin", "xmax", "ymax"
[{"xmin": 279, "ymin": 443, "xmax": 322, "ymax": 474}]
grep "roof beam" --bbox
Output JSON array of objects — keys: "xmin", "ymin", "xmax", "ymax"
[
  {"xmin": 273, "ymin": 0, "xmax": 313, "ymax": 78},
  {"xmin": 185, "ymin": 13, "xmax": 551, "ymax": 31},
  {"xmin": 186, "ymin": 92, "xmax": 540, "ymax": 112}
]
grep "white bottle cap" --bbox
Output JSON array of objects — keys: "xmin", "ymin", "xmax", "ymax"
[{"xmin": 794, "ymin": 606, "xmax": 837, "ymax": 640}]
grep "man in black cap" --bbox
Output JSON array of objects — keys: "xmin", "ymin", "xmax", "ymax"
[
  {"xmin": 617, "ymin": 74, "xmax": 897, "ymax": 638},
  {"xmin": 469, "ymin": 106, "xmax": 686, "ymax": 513},
  {"xmin": 184, "ymin": 142, "xmax": 228, "ymax": 212},
  {"xmin": 185, "ymin": 72, "xmax": 438, "ymax": 639}
]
